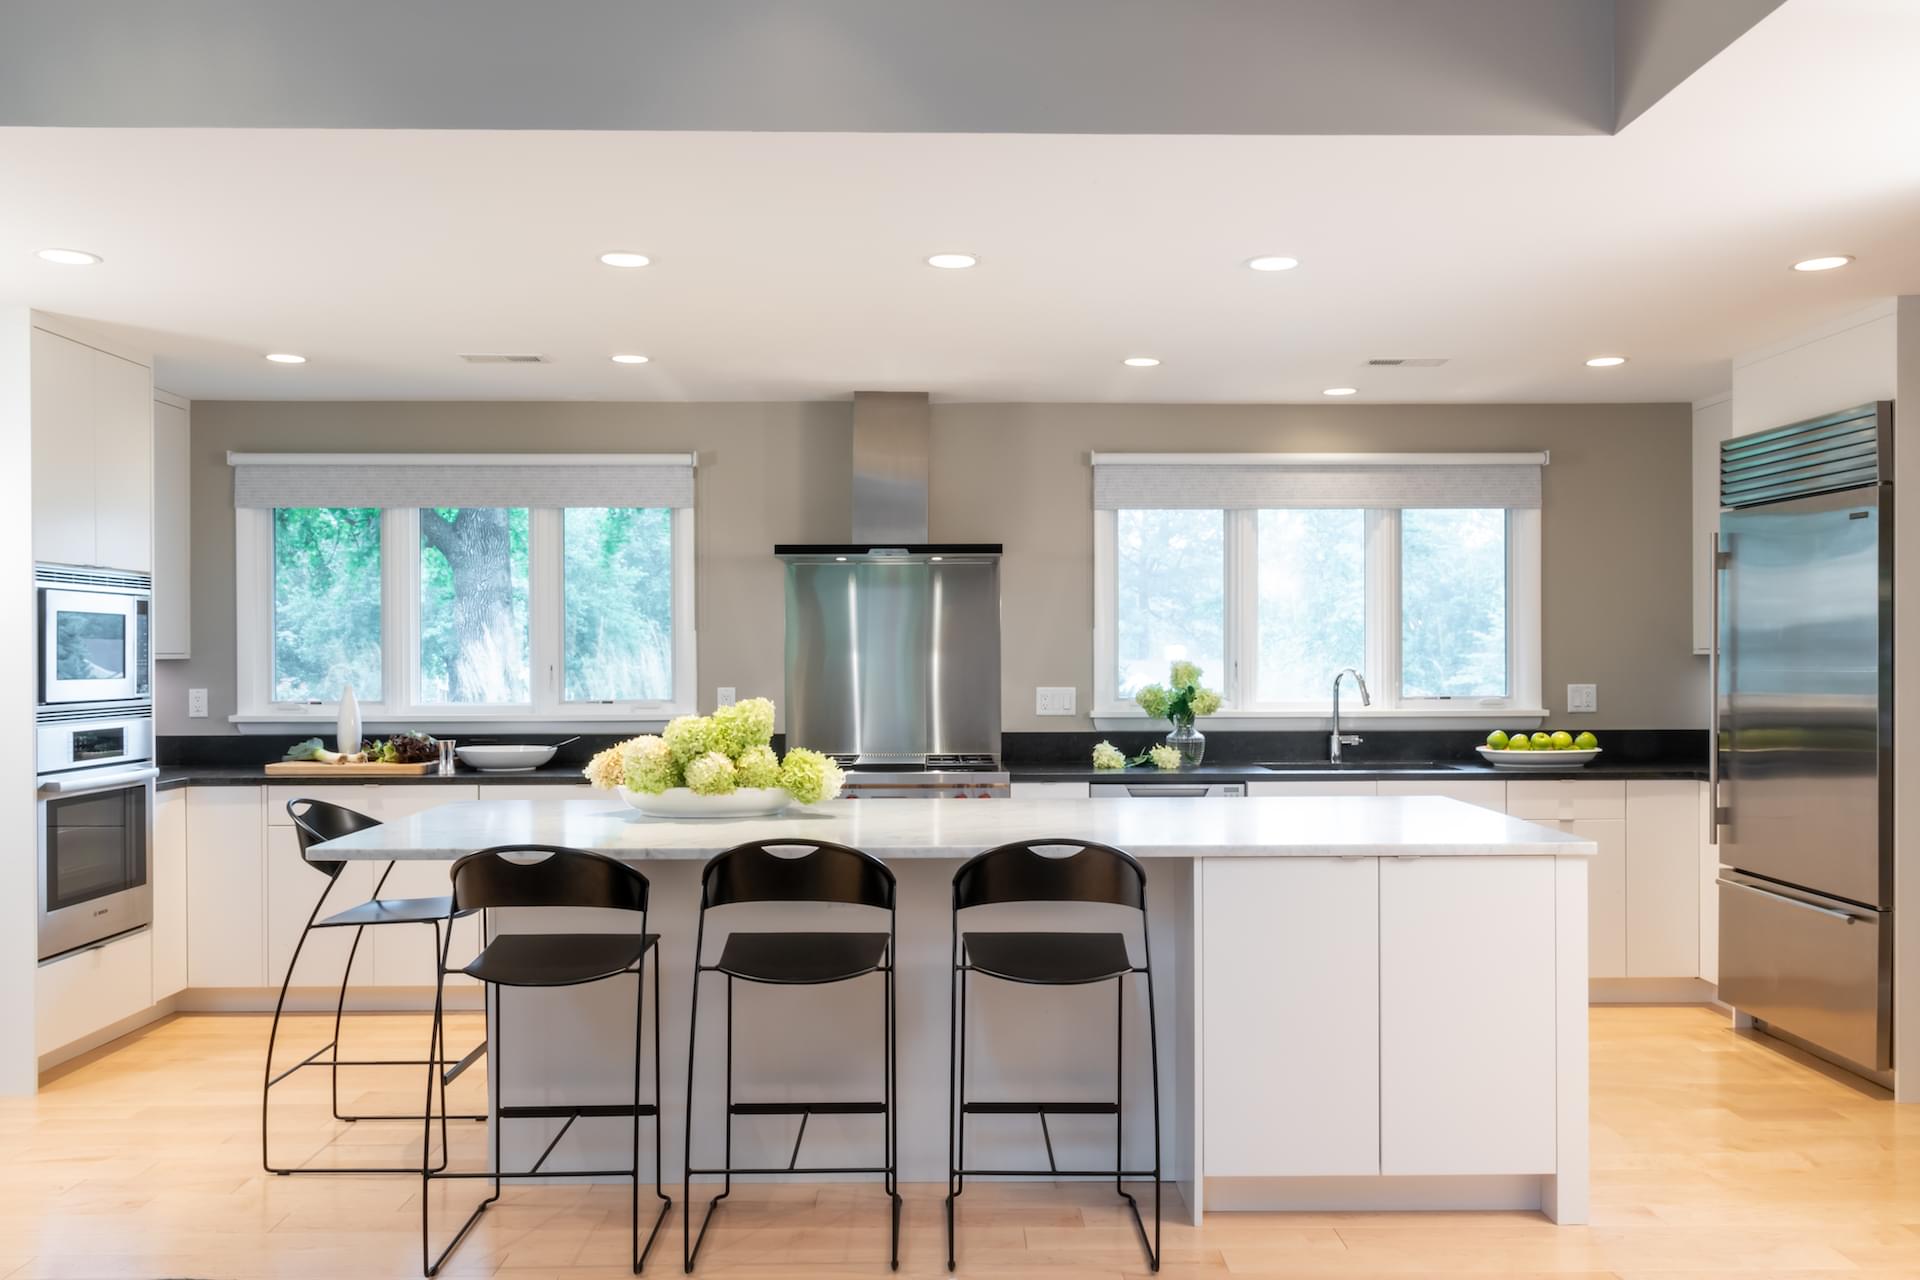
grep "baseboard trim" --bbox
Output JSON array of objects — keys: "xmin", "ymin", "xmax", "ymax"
[
  {"xmin": 1590, "ymin": 977, "xmax": 1719, "ymax": 1004},
  {"xmin": 1204, "ymin": 1174, "xmax": 1544, "ymax": 1213},
  {"xmin": 37, "ymin": 996, "xmax": 180, "ymax": 1076},
  {"xmin": 176, "ymin": 987, "xmax": 484, "ymax": 1014}
]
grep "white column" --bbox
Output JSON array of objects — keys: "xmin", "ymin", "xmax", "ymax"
[{"xmin": 0, "ymin": 310, "xmax": 41, "ymax": 1094}]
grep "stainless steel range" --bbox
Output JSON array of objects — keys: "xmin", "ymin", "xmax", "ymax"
[{"xmin": 828, "ymin": 753, "xmax": 1010, "ymax": 799}]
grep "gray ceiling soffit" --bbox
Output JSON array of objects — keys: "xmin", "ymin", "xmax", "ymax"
[
  {"xmin": 1613, "ymin": 0, "xmax": 1789, "ymax": 130},
  {"xmin": 0, "ymin": 0, "xmax": 1624, "ymax": 135}
]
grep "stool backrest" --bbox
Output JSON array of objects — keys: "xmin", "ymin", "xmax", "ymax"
[
  {"xmin": 700, "ymin": 839, "xmax": 895, "ymax": 911},
  {"xmin": 450, "ymin": 845, "xmax": 650, "ymax": 913},
  {"xmin": 952, "ymin": 838, "xmax": 1146, "ymax": 911},
  {"xmin": 287, "ymin": 798, "xmax": 383, "ymax": 881}
]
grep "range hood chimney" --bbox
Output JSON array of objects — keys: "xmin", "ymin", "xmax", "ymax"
[{"xmin": 852, "ymin": 391, "xmax": 931, "ymax": 545}]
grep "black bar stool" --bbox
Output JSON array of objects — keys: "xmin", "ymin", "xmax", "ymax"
[
  {"xmin": 945, "ymin": 838, "xmax": 1161, "ymax": 1272},
  {"xmin": 682, "ymin": 839, "xmax": 900, "ymax": 1272},
  {"xmin": 422, "ymin": 845, "xmax": 670, "ymax": 1277},
  {"xmin": 262, "ymin": 798, "xmax": 485, "ymax": 1176}
]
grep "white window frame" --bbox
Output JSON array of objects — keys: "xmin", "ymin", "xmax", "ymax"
[
  {"xmin": 1092, "ymin": 505, "xmax": 1542, "ymax": 727},
  {"xmin": 234, "ymin": 505, "xmax": 696, "ymax": 729}
]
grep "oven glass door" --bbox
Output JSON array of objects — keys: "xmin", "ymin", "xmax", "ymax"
[
  {"xmin": 44, "ymin": 786, "xmax": 149, "ymax": 913},
  {"xmin": 42, "ymin": 589, "xmax": 142, "ymax": 704}
]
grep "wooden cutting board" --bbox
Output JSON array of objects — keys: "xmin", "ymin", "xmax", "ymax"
[{"xmin": 264, "ymin": 761, "xmax": 436, "ymax": 776}]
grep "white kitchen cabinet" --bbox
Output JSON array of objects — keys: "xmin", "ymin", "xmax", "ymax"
[
  {"xmin": 1203, "ymin": 857, "xmax": 1379, "ymax": 1176},
  {"xmin": 1380, "ymin": 856, "xmax": 1557, "ymax": 1175},
  {"xmin": 1377, "ymin": 778, "xmax": 1506, "ymax": 812},
  {"xmin": 1699, "ymin": 781, "xmax": 1720, "ymax": 985},
  {"xmin": 265, "ymin": 824, "xmax": 373, "ymax": 987},
  {"xmin": 185, "ymin": 788, "xmax": 265, "ymax": 987},
  {"xmin": 36, "ymin": 928, "xmax": 153, "ymax": 1056},
  {"xmin": 1010, "ymin": 782, "xmax": 1091, "ymax": 799},
  {"xmin": 478, "ymin": 784, "xmax": 600, "ymax": 801},
  {"xmin": 1247, "ymin": 779, "xmax": 1378, "ymax": 797},
  {"xmin": 1625, "ymin": 781, "xmax": 1701, "ymax": 978},
  {"xmin": 30, "ymin": 326, "xmax": 153, "ymax": 571},
  {"xmin": 152, "ymin": 393, "xmax": 192, "ymax": 658},
  {"xmin": 1508, "ymin": 781, "xmax": 1628, "ymax": 979},
  {"xmin": 1692, "ymin": 394, "xmax": 1732, "ymax": 655},
  {"xmin": 152, "ymin": 790, "xmax": 188, "ymax": 1001}
]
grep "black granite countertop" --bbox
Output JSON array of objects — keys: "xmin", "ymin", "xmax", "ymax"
[{"xmin": 156, "ymin": 765, "xmax": 595, "ymax": 792}]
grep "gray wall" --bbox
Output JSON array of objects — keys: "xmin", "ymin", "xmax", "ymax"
[{"xmin": 161, "ymin": 399, "xmax": 1699, "ymax": 735}]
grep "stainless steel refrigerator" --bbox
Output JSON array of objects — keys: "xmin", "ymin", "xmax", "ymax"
[{"xmin": 1714, "ymin": 401, "xmax": 1893, "ymax": 1078}]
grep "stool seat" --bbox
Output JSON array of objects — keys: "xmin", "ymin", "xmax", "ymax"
[
  {"xmin": 715, "ymin": 930, "xmax": 890, "ymax": 984},
  {"xmin": 316, "ymin": 894, "xmax": 459, "ymax": 929},
  {"xmin": 463, "ymin": 931, "xmax": 659, "ymax": 987},
  {"xmin": 963, "ymin": 930, "xmax": 1134, "ymax": 985}
]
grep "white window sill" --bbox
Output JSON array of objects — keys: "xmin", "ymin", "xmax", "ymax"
[
  {"xmin": 230, "ymin": 710, "xmax": 686, "ymax": 734},
  {"xmin": 1092, "ymin": 707, "xmax": 1550, "ymax": 733}
]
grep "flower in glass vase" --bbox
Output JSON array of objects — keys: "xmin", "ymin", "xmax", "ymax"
[{"xmin": 1133, "ymin": 661, "xmax": 1220, "ymax": 766}]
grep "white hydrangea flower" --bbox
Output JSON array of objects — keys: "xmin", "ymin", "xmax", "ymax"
[
  {"xmin": 685, "ymin": 751, "xmax": 739, "ymax": 796},
  {"xmin": 1147, "ymin": 743, "xmax": 1183, "ymax": 771},
  {"xmin": 1091, "ymin": 741, "xmax": 1126, "ymax": 771}
]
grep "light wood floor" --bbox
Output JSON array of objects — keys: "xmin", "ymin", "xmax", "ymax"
[{"xmin": 3, "ymin": 1006, "xmax": 1919, "ymax": 1278}]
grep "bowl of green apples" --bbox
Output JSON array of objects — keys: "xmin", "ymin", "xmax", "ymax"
[{"xmin": 1476, "ymin": 729, "xmax": 1601, "ymax": 769}]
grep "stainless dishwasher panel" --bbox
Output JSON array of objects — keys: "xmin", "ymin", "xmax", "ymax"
[
  {"xmin": 1091, "ymin": 782, "xmax": 1246, "ymax": 799},
  {"xmin": 1717, "ymin": 873, "xmax": 1890, "ymax": 1071}
]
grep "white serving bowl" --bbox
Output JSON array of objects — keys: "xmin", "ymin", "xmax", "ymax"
[
  {"xmin": 1476, "ymin": 746, "xmax": 1602, "ymax": 770},
  {"xmin": 620, "ymin": 787, "xmax": 795, "ymax": 819},
  {"xmin": 455, "ymin": 744, "xmax": 558, "ymax": 773}
]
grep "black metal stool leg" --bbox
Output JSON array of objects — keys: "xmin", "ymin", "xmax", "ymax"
[
  {"xmin": 262, "ymin": 896, "xmax": 324, "ymax": 1174},
  {"xmin": 884, "ymin": 961, "xmax": 901, "ymax": 1271}
]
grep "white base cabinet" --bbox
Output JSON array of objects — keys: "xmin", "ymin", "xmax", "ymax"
[
  {"xmin": 1508, "ymin": 781, "xmax": 1628, "ymax": 978},
  {"xmin": 152, "ymin": 791, "xmax": 188, "ymax": 1001},
  {"xmin": 185, "ymin": 788, "xmax": 265, "ymax": 988},
  {"xmin": 37, "ymin": 929, "xmax": 152, "ymax": 1057}
]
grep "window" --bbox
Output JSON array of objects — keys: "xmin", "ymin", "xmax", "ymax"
[
  {"xmin": 1092, "ymin": 454, "xmax": 1541, "ymax": 720},
  {"xmin": 234, "ymin": 456, "xmax": 695, "ymax": 723}
]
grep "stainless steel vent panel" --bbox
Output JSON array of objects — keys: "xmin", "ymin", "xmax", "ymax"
[{"xmin": 1721, "ymin": 403, "xmax": 1890, "ymax": 508}]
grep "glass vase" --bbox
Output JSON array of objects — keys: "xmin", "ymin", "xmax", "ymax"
[{"xmin": 1164, "ymin": 720, "xmax": 1206, "ymax": 766}]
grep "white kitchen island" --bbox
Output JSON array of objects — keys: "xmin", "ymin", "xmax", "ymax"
[{"xmin": 314, "ymin": 794, "xmax": 1595, "ymax": 1224}]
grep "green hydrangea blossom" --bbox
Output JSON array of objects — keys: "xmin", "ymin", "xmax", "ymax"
[
  {"xmin": 734, "ymin": 743, "xmax": 781, "ymax": 788},
  {"xmin": 1091, "ymin": 741, "xmax": 1126, "ymax": 771},
  {"xmin": 685, "ymin": 751, "xmax": 739, "ymax": 796},
  {"xmin": 779, "ymin": 747, "xmax": 845, "ymax": 805},
  {"xmin": 710, "ymin": 697, "xmax": 776, "ymax": 757},
  {"xmin": 1134, "ymin": 662, "xmax": 1221, "ymax": 725},
  {"xmin": 623, "ymin": 735, "xmax": 679, "ymax": 794},
  {"xmin": 1148, "ymin": 743, "xmax": 1183, "ymax": 771},
  {"xmin": 662, "ymin": 715, "xmax": 714, "ymax": 767}
]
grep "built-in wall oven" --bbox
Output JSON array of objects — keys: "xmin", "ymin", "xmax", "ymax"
[
  {"xmin": 38, "ymin": 565, "xmax": 151, "ymax": 706},
  {"xmin": 37, "ymin": 711, "xmax": 157, "ymax": 961}
]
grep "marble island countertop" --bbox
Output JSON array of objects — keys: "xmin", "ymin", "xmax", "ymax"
[{"xmin": 310, "ymin": 794, "xmax": 1599, "ymax": 862}]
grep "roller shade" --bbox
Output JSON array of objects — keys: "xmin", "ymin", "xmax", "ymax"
[
  {"xmin": 1091, "ymin": 452, "xmax": 1543, "ymax": 510},
  {"xmin": 230, "ymin": 453, "xmax": 696, "ymax": 509}
]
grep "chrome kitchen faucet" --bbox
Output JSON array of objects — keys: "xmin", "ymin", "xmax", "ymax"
[{"xmin": 1331, "ymin": 668, "xmax": 1371, "ymax": 763}]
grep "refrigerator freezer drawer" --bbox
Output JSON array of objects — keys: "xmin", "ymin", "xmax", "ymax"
[{"xmin": 1718, "ymin": 876, "xmax": 1890, "ymax": 1071}]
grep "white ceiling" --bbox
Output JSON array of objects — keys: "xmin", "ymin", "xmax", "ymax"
[{"xmin": 0, "ymin": 0, "xmax": 1915, "ymax": 406}]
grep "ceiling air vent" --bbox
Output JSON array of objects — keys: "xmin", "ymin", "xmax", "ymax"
[
  {"xmin": 1366, "ymin": 357, "xmax": 1448, "ymax": 367},
  {"xmin": 459, "ymin": 352, "xmax": 548, "ymax": 364}
]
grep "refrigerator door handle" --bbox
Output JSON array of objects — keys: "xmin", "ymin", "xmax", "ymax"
[
  {"xmin": 1707, "ymin": 531, "xmax": 1729, "ymax": 844},
  {"xmin": 1717, "ymin": 877, "xmax": 1865, "ymax": 924}
]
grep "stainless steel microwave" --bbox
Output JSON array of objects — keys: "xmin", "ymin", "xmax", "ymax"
[{"xmin": 37, "ymin": 565, "xmax": 151, "ymax": 707}]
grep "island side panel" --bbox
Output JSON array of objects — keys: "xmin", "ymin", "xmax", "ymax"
[{"xmin": 1544, "ymin": 854, "xmax": 1592, "ymax": 1224}]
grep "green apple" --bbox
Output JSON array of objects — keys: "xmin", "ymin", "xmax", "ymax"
[
  {"xmin": 1574, "ymin": 731, "xmax": 1599, "ymax": 751},
  {"xmin": 1550, "ymin": 731, "xmax": 1574, "ymax": 750},
  {"xmin": 1530, "ymin": 732, "xmax": 1552, "ymax": 747},
  {"xmin": 1506, "ymin": 736, "xmax": 1533, "ymax": 750},
  {"xmin": 1486, "ymin": 730, "xmax": 1510, "ymax": 749}
]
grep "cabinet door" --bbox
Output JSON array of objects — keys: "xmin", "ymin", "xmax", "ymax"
[
  {"xmin": 1247, "ymin": 780, "xmax": 1378, "ymax": 797},
  {"xmin": 1625, "ymin": 781, "xmax": 1701, "ymax": 978},
  {"xmin": 1202, "ymin": 857, "xmax": 1379, "ymax": 1176},
  {"xmin": 1692, "ymin": 396, "xmax": 1732, "ymax": 655},
  {"xmin": 1009, "ymin": 782, "xmax": 1091, "ymax": 799},
  {"xmin": 477, "ymin": 784, "xmax": 601, "ymax": 801},
  {"xmin": 1546, "ymin": 818, "xmax": 1626, "ymax": 978},
  {"xmin": 1699, "ymin": 782, "xmax": 1720, "ymax": 984},
  {"xmin": 265, "ymin": 824, "xmax": 373, "ymax": 988},
  {"xmin": 185, "ymin": 788, "xmax": 265, "ymax": 987},
  {"xmin": 368, "ymin": 786, "xmax": 477, "ymax": 988},
  {"xmin": 1380, "ymin": 856, "xmax": 1556, "ymax": 1175},
  {"xmin": 1376, "ymin": 779, "xmax": 1506, "ymax": 813},
  {"xmin": 92, "ymin": 350, "xmax": 153, "ymax": 572},
  {"xmin": 30, "ymin": 328, "xmax": 96, "ymax": 565},
  {"xmin": 152, "ymin": 790, "xmax": 188, "ymax": 1000},
  {"xmin": 152, "ymin": 397, "xmax": 192, "ymax": 657}
]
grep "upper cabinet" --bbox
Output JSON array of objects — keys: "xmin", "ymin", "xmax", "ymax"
[
  {"xmin": 152, "ymin": 393, "xmax": 192, "ymax": 658},
  {"xmin": 30, "ymin": 326, "xmax": 154, "ymax": 573},
  {"xmin": 1690, "ymin": 395, "xmax": 1731, "ymax": 655}
]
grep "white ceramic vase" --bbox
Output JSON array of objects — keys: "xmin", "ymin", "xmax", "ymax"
[{"xmin": 337, "ymin": 684, "xmax": 362, "ymax": 755}]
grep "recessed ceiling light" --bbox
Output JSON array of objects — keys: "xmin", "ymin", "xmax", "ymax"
[
  {"xmin": 37, "ymin": 247, "xmax": 101, "ymax": 266},
  {"xmin": 1247, "ymin": 256, "xmax": 1300, "ymax": 272},
  {"xmin": 835, "ymin": 556, "xmax": 848, "ymax": 562},
  {"xmin": 1792, "ymin": 255, "xmax": 1853, "ymax": 272},
  {"xmin": 1122, "ymin": 356, "xmax": 1161, "ymax": 368},
  {"xmin": 930, "ymin": 556, "xmax": 944, "ymax": 562},
  {"xmin": 610, "ymin": 353, "xmax": 650, "ymax": 365},
  {"xmin": 599, "ymin": 251, "xmax": 651, "ymax": 268},
  {"xmin": 926, "ymin": 253, "xmax": 978, "ymax": 270},
  {"xmin": 264, "ymin": 352, "xmax": 307, "ymax": 364},
  {"xmin": 1584, "ymin": 355, "xmax": 1628, "ymax": 367},
  {"xmin": 1322, "ymin": 386, "xmax": 1358, "ymax": 396}
]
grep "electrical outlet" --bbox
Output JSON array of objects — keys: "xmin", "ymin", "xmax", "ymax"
[
  {"xmin": 1566, "ymin": 683, "xmax": 1597, "ymax": 714},
  {"xmin": 716, "ymin": 687, "xmax": 737, "ymax": 707},
  {"xmin": 188, "ymin": 688, "xmax": 209, "ymax": 718},
  {"xmin": 1035, "ymin": 686, "xmax": 1077, "ymax": 716}
]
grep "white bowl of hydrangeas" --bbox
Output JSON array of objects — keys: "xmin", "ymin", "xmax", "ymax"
[{"xmin": 580, "ymin": 698, "xmax": 845, "ymax": 819}]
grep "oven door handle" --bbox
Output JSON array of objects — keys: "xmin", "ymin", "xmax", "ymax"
[{"xmin": 38, "ymin": 766, "xmax": 160, "ymax": 796}]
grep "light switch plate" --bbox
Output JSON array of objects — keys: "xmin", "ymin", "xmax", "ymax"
[
  {"xmin": 188, "ymin": 688, "xmax": 209, "ymax": 718},
  {"xmin": 1566, "ymin": 683, "xmax": 1597, "ymax": 714},
  {"xmin": 1035, "ymin": 686, "xmax": 1077, "ymax": 715},
  {"xmin": 716, "ymin": 687, "xmax": 737, "ymax": 707}
]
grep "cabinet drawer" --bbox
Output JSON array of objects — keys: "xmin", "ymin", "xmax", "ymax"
[
  {"xmin": 37, "ymin": 928, "xmax": 152, "ymax": 1055},
  {"xmin": 478, "ymin": 784, "xmax": 599, "ymax": 802},
  {"xmin": 1009, "ymin": 782, "xmax": 1091, "ymax": 800},
  {"xmin": 267, "ymin": 784, "xmax": 476, "ymax": 825},
  {"xmin": 1247, "ymin": 780, "xmax": 1378, "ymax": 797},
  {"xmin": 1505, "ymin": 780, "xmax": 1625, "ymax": 821},
  {"xmin": 1377, "ymin": 779, "xmax": 1506, "ymax": 813}
]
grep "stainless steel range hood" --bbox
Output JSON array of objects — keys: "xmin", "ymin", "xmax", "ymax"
[{"xmin": 776, "ymin": 391, "xmax": 1001, "ymax": 762}]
